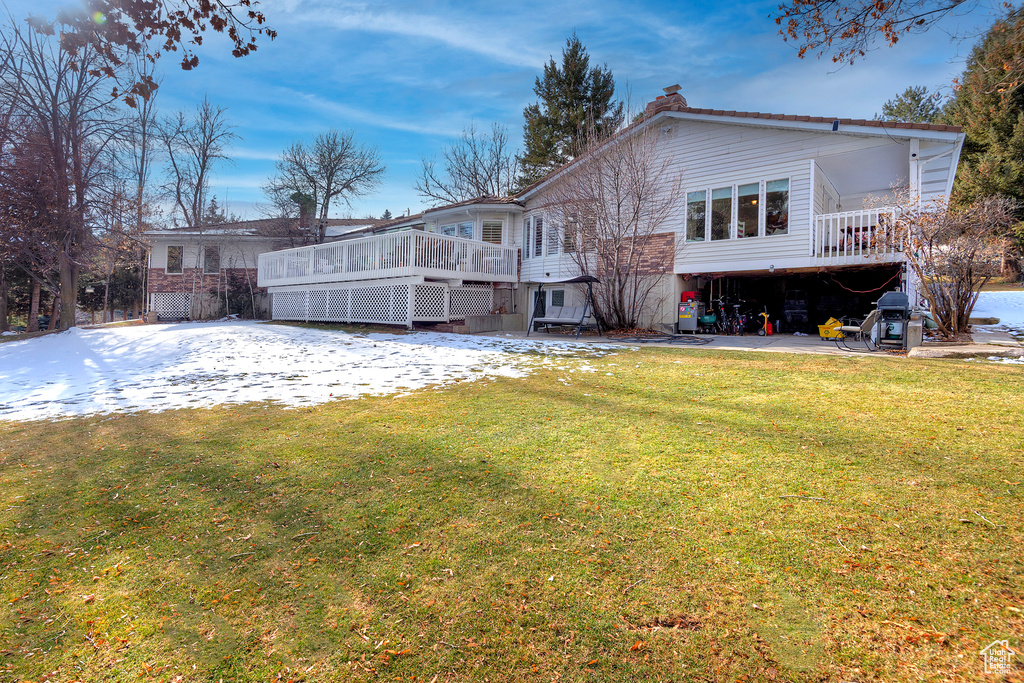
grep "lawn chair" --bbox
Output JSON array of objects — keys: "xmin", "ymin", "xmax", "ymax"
[{"xmin": 836, "ymin": 309, "xmax": 881, "ymax": 351}]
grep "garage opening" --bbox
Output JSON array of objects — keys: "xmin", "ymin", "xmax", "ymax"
[{"xmin": 688, "ymin": 264, "xmax": 904, "ymax": 334}]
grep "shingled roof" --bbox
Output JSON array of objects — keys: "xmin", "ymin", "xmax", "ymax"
[{"xmin": 644, "ymin": 92, "xmax": 962, "ymax": 133}]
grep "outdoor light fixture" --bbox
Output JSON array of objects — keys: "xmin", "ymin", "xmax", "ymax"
[{"xmin": 768, "ymin": 265, "xmax": 775, "ymax": 273}]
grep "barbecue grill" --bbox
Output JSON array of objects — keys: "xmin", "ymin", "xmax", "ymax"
[{"xmin": 875, "ymin": 291, "xmax": 910, "ymax": 349}]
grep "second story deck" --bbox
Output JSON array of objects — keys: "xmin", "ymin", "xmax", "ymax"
[{"xmin": 257, "ymin": 230, "xmax": 519, "ymax": 288}]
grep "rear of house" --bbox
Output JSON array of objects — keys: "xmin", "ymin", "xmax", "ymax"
[
  {"xmin": 254, "ymin": 91, "xmax": 964, "ymax": 333},
  {"xmin": 514, "ymin": 92, "xmax": 964, "ymax": 332},
  {"xmin": 144, "ymin": 218, "xmax": 381, "ymax": 320}
]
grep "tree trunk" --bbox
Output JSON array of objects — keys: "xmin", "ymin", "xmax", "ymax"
[
  {"xmin": 0, "ymin": 265, "xmax": 8, "ymax": 332},
  {"xmin": 1002, "ymin": 251, "xmax": 1021, "ymax": 280},
  {"xmin": 27, "ymin": 280, "xmax": 40, "ymax": 332},
  {"xmin": 48, "ymin": 297, "xmax": 59, "ymax": 330},
  {"xmin": 58, "ymin": 253, "xmax": 77, "ymax": 330},
  {"xmin": 103, "ymin": 265, "xmax": 113, "ymax": 323}
]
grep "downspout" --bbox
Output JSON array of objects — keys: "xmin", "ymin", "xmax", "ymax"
[{"xmin": 143, "ymin": 245, "xmax": 152, "ymax": 318}]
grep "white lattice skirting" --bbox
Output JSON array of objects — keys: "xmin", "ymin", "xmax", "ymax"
[
  {"xmin": 269, "ymin": 280, "xmax": 492, "ymax": 326},
  {"xmin": 151, "ymin": 292, "xmax": 191, "ymax": 319}
]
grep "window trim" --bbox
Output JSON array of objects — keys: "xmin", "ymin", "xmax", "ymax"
[
  {"xmin": 166, "ymin": 245, "xmax": 184, "ymax": 274},
  {"xmin": 546, "ymin": 219, "xmax": 560, "ymax": 256},
  {"xmin": 203, "ymin": 244, "xmax": 221, "ymax": 273},
  {"xmin": 686, "ymin": 175, "xmax": 792, "ymax": 242},
  {"xmin": 533, "ymin": 216, "xmax": 544, "ymax": 257},
  {"xmin": 481, "ymin": 220, "xmax": 503, "ymax": 245},
  {"xmin": 523, "ymin": 216, "xmax": 532, "ymax": 260}
]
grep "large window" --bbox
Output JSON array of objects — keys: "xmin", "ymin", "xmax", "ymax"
[
  {"xmin": 440, "ymin": 223, "xmax": 457, "ymax": 236},
  {"xmin": 547, "ymin": 220, "xmax": 560, "ymax": 255},
  {"xmin": 737, "ymin": 183, "xmax": 759, "ymax": 239},
  {"xmin": 563, "ymin": 220, "xmax": 577, "ymax": 252},
  {"xmin": 765, "ymin": 179, "xmax": 790, "ymax": 236},
  {"xmin": 534, "ymin": 216, "xmax": 544, "ymax": 257},
  {"xmin": 686, "ymin": 191, "xmax": 707, "ymax": 242},
  {"xmin": 551, "ymin": 289, "xmax": 565, "ymax": 307},
  {"xmin": 482, "ymin": 220, "xmax": 503, "ymax": 244},
  {"xmin": 458, "ymin": 221, "xmax": 473, "ymax": 239},
  {"xmin": 687, "ymin": 177, "xmax": 791, "ymax": 241},
  {"xmin": 167, "ymin": 245, "xmax": 183, "ymax": 274},
  {"xmin": 204, "ymin": 245, "xmax": 220, "ymax": 273},
  {"xmin": 523, "ymin": 217, "xmax": 532, "ymax": 259},
  {"xmin": 710, "ymin": 187, "xmax": 732, "ymax": 241}
]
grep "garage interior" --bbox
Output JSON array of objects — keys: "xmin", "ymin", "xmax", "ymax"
[{"xmin": 683, "ymin": 264, "xmax": 905, "ymax": 335}]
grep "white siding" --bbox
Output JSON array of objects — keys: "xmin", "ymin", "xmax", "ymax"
[
  {"xmin": 520, "ymin": 117, "xmax": 963, "ymax": 276},
  {"xmin": 148, "ymin": 236, "xmax": 280, "ymax": 273}
]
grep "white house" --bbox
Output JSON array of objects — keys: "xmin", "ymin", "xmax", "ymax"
[
  {"xmin": 257, "ymin": 90, "xmax": 965, "ymax": 332},
  {"xmin": 144, "ymin": 218, "xmax": 382, "ymax": 320}
]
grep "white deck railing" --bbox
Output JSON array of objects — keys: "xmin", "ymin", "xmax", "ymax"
[
  {"xmin": 811, "ymin": 207, "xmax": 902, "ymax": 265},
  {"xmin": 257, "ymin": 231, "xmax": 519, "ymax": 287}
]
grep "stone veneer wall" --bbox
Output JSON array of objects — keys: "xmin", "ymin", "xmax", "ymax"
[{"xmin": 634, "ymin": 232, "xmax": 676, "ymax": 275}]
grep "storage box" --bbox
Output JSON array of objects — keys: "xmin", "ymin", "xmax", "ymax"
[{"xmin": 817, "ymin": 317, "xmax": 844, "ymax": 339}]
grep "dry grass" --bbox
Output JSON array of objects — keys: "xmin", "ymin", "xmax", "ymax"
[{"xmin": 1, "ymin": 346, "xmax": 1022, "ymax": 682}]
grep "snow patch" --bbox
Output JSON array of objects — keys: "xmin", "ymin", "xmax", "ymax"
[
  {"xmin": 0, "ymin": 321, "xmax": 622, "ymax": 422},
  {"xmin": 973, "ymin": 291, "xmax": 1024, "ymax": 337}
]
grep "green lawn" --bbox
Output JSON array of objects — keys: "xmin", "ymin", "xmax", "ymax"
[{"xmin": 1, "ymin": 346, "xmax": 1022, "ymax": 682}]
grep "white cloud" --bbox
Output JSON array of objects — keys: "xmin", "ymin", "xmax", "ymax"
[
  {"xmin": 280, "ymin": 4, "xmax": 549, "ymax": 68},
  {"xmin": 285, "ymin": 89, "xmax": 463, "ymax": 137}
]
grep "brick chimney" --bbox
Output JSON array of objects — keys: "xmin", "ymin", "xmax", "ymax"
[{"xmin": 645, "ymin": 84, "xmax": 688, "ymax": 119}]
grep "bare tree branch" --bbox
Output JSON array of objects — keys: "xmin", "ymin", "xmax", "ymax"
[
  {"xmin": 264, "ymin": 130, "xmax": 385, "ymax": 244},
  {"xmin": 415, "ymin": 123, "xmax": 518, "ymax": 205},
  {"xmin": 891, "ymin": 191, "xmax": 1017, "ymax": 338},
  {"xmin": 543, "ymin": 120, "xmax": 683, "ymax": 330}
]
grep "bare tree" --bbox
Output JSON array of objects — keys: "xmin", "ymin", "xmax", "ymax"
[
  {"xmin": 159, "ymin": 96, "xmax": 236, "ymax": 229},
  {"xmin": 415, "ymin": 123, "xmax": 518, "ymax": 205},
  {"xmin": 543, "ymin": 121, "xmax": 683, "ymax": 330},
  {"xmin": 47, "ymin": 0, "xmax": 275, "ymax": 105},
  {"xmin": 773, "ymin": 0, "xmax": 967, "ymax": 63},
  {"xmin": 0, "ymin": 47, "xmax": 18, "ymax": 332},
  {"xmin": 264, "ymin": 129, "xmax": 385, "ymax": 243},
  {"xmin": 0, "ymin": 16, "xmax": 123, "ymax": 329},
  {"xmin": 892, "ymin": 192, "xmax": 1018, "ymax": 338},
  {"xmin": 771, "ymin": 1, "xmax": 1024, "ymax": 91},
  {"xmin": 157, "ymin": 97, "xmax": 236, "ymax": 318}
]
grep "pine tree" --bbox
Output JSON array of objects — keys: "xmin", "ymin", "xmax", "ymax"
[
  {"xmin": 874, "ymin": 86, "xmax": 941, "ymax": 123},
  {"xmin": 381, "ymin": 209, "xmax": 392, "ymax": 220},
  {"xmin": 518, "ymin": 34, "xmax": 624, "ymax": 187},
  {"xmin": 203, "ymin": 196, "xmax": 229, "ymax": 225},
  {"xmin": 944, "ymin": 7, "xmax": 1024, "ymax": 275}
]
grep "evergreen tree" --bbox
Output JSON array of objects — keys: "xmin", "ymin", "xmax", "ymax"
[
  {"xmin": 203, "ymin": 195, "xmax": 229, "ymax": 225},
  {"xmin": 381, "ymin": 209, "xmax": 392, "ymax": 220},
  {"xmin": 874, "ymin": 85, "xmax": 941, "ymax": 123},
  {"xmin": 518, "ymin": 34, "xmax": 624, "ymax": 187},
  {"xmin": 944, "ymin": 6, "xmax": 1024, "ymax": 275}
]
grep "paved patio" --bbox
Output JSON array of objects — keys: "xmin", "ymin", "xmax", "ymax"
[{"xmin": 487, "ymin": 328, "xmax": 1024, "ymax": 359}]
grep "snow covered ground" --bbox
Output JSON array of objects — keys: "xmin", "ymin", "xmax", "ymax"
[
  {"xmin": 972, "ymin": 290, "xmax": 1024, "ymax": 334},
  {"xmin": 971, "ymin": 290, "xmax": 1024, "ymax": 365},
  {"xmin": 0, "ymin": 322, "xmax": 622, "ymax": 423}
]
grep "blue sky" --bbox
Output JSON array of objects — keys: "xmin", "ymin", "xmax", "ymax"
[{"xmin": 2, "ymin": 0, "xmax": 1002, "ymax": 221}]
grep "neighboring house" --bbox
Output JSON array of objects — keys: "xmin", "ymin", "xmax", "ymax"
[
  {"xmin": 144, "ymin": 218, "xmax": 382, "ymax": 320},
  {"xmin": 257, "ymin": 90, "xmax": 964, "ymax": 331}
]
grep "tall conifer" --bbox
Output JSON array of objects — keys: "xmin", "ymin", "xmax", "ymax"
[{"xmin": 518, "ymin": 34, "xmax": 623, "ymax": 187}]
